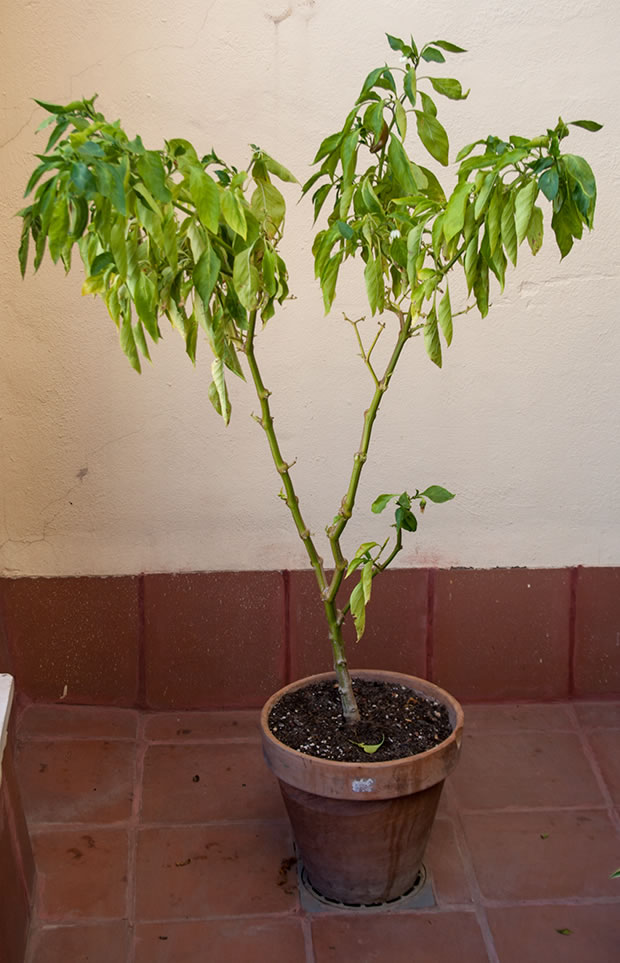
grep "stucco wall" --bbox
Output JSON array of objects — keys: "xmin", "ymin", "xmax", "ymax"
[{"xmin": 1, "ymin": 0, "xmax": 619, "ymax": 577}]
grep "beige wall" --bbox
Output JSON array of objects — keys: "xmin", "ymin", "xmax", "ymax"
[{"xmin": 1, "ymin": 0, "xmax": 619, "ymax": 577}]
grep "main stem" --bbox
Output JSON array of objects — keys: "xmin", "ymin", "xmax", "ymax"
[{"xmin": 244, "ymin": 310, "xmax": 360, "ymax": 722}]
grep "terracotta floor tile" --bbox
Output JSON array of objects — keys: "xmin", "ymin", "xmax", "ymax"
[
  {"xmin": 143, "ymin": 710, "xmax": 261, "ymax": 743},
  {"xmin": 135, "ymin": 823, "xmax": 297, "ymax": 919},
  {"xmin": 28, "ymin": 922, "xmax": 130, "ymax": 962},
  {"xmin": 17, "ymin": 739, "xmax": 135, "ymax": 824},
  {"xmin": 311, "ymin": 911, "xmax": 489, "ymax": 962},
  {"xmin": 586, "ymin": 730, "xmax": 620, "ymax": 801},
  {"xmin": 19, "ymin": 705, "xmax": 138, "ymax": 741},
  {"xmin": 574, "ymin": 701, "xmax": 620, "ymax": 728},
  {"xmin": 487, "ymin": 904, "xmax": 620, "ymax": 963},
  {"xmin": 462, "ymin": 810, "xmax": 620, "ymax": 900},
  {"xmin": 140, "ymin": 744, "xmax": 285, "ymax": 823},
  {"xmin": 463, "ymin": 703, "xmax": 574, "ymax": 732},
  {"xmin": 450, "ymin": 730, "xmax": 604, "ymax": 811},
  {"xmin": 33, "ymin": 828, "xmax": 129, "ymax": 920},
  {"xmin": 425, "ymin": 817, "xmax": 473, "ymax": 905},
  {"xmin": 134, "ymin": 918, "xmax": 307, "ymax": 963}
]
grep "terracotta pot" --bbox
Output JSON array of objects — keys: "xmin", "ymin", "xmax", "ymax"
[{"xmin": 260, "ymin": 669, "xmax": 464, "ymax": 904}]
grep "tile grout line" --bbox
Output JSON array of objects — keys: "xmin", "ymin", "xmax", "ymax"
[
  {"xmin": 127, "ymin": 712, "xmax": 147, "ymax": 963},
  {"xmin": 300, "ymin": 914, "xmax": 316, "ymax": 963},
  {"xmin": 567, "ymin": 702, "xmax": 620, "ymax": 837},
  {"xmin": 442, "ymin": 781, "xmax": 501, "ymax": 963},
  {"xmin": 136, "ymin": 574, "xmax": 147, "ymax": 709},
  {"xmin": 425, "ymin": 567, "xmax": 435, "ymax": 682},
  {"xmin": 568, "ymin": 565, "xmax": 579, "ymax": 698}
]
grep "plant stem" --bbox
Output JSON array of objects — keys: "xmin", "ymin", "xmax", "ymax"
[
  {"xmin": 244, "ymin": 310, "xmax": 360, "ymax": 722},
  {"xmin": 326, "ymin": 312, "xmax": 413, "ymax": 604}
]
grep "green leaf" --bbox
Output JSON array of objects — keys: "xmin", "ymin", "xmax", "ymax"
[
  {"xmin": 527, "ymin": 205, "xmax": 544, "ymax": 255},
  {"xmin": 133, "ymin": 320, "xmax": 151, "ymax": 361},
  {"xmin": 395, "ymin": 506, "xmax": 417, "ymax": 532},
  {"xmin": 387, "ymin": 136, "xmax": 417, "ymax": 195},
  {"xmin": 136, "ymin": 152, "xmax": 172, "ymax": 203},
  {"xmin": 500, "ymin": 194, "xmax": 517, "ymax": 266},
  {"xmin": 610, "ymin": 868, "xmax": 620, "ymax": 879},
  {"xmin": 361, "ymin": 179, "xmax": 383, "ymax": 216},
  {"xmin": 94, "ymin": 160, "xmax": 127, "ymax": 214},
  {"xmin": 350, "ymin": 734, "xmax": 384, "ymax": 754},
  {"xmin": 211, "ymin": 357, "xmax": 231, "ymax": 425},
  {"xmin": 486, "ymin": 189, "xmax": 502, "ymax": 255},
  {"xmin": 539, "ymin": 166, "xmax": 559, "ymax": 201},
  {"xmin": 443, "ymin": 181, "xmax": 471, "ymax": 243},
  {"xmin": 563, "ymin": 154, "xmax": 596, "ymax": 199},
  {"xmin": 424, "ymin": 308, "xmax": 442, "ymax": 367},
  {"xmin": 109, "ymin": 221, "xmax": 128, "ymax": 278},
  {"xmin": 364, "ymin": 255, "xmax": 383, "ymax": 315},
  {"xmin": 438, "ymin": 287, "xmax": 453, "ymax": 346},
  {"xmin": 120, "ymin": 314, "xmax": 141, "ymax": 373},
  {"xmin": 48, "ymin": 197, "xmax": 70, "ymax": 263},
  {"xmin": 233, "ymin": 246, "xmax": 258, "ymax": 310},
  {"xmin": 419, "ymin": 91, "xmax": 437, "ymax": 117},
  {"xmin": 464, "ymin": 235, "xmax": 478, "ymax": 293},
  {"xmin": 361, "ymin": 559, "xmax": 373, "ymax": 604},
  {"xmin": 515, "ymin": 180, "xmax": 538, "ymax": 244},
  {"xmin": 421, "ymin": 485, "xmax": 455, "ymax": 503},
  {"xmin": 189, "ymin": 168, "xmax": 221, "ymax": 233},
  {"xmin": 474, "ymin": 261, "xmax": 489, "ymax": 317},
  {"xmin": 133, "ymin": 273, "xmax": 159, "ymax": 339},
  {"xmin": 262, "ymin": 152, "xmax": 297, "ymax": 183},
  {"xmin": 551, "ymin": 207, "xmax": 574, "ymax": 259},
  {"xmin": 406, "ymin": 223, "xmax": 423, "ymax": 287},
  {"xmin": 432, "ymin": 40, "xmax": 467, "ymax": 53},
  {"xmin": 415, "ymin": 111, "xmax": 449, "ymax": 166},
  {"xmin": 194, "ymin": 243, "xmax": 221, "ymax": 308},
  {"xmin": 90, "ymin": 252, "xmax": 115, "ymax": 275},
  {"xmin": 312, "ymin": 183, "xmax": 331, "ymax": 222},
  {"xmin": 336, "ymin": 220, "xmax": 354, "ymax": 240},
  {"xmin": 251, "ymin": 180, "xmax": 285, "ymax": 236},
  {"xmin": 568, "ymin": 119, "xmax": 603, "ymax": 132},
  {"xmin": 70, "ymin": 162, "xmax": 95, "ymax": 194},
  {"xmin": 321, "ymin": 252, "xmax": 343, "ymax": 313},
  {"xmin": 403, "ymin": 68, "xmax": 417, "ymax": 106},
  {"xmin": 429, "ymin": 77, "xmax": 468, "ymax": 100},
  {"xmin": 371, "ymin": 493, "xmax": 396, "ymax": 514},
  {"xmin": 394, "ymin": 101, "xmax": 407, "ymax": 140},
  {"xmin": 421, "ymin": 46, "xmax": 446, "ymax": 63},
  {"xmin": 349, "ymin": 581, "xmax": 366, "ymax": 641},
  {"xmin": 556, "ymin": 930, "xmax": 573, "ymax": 937},
  {"xmin": 221, "ymin": 189, "xmax": 247, "ymax": 238}
]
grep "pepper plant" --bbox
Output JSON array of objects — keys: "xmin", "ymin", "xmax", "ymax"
[{"xmin": 18, "ymin": 33, "xmax": 600, "ymax": 723}]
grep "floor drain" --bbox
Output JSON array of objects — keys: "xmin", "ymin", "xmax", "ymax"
[{"xmin": 297, "ymin": 861, "xmax": 435, "ymax": 914}]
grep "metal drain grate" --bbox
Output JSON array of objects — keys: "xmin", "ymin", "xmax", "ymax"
[{"xmin": 297, "ymin": 861, "xmax": 435, "ymax": 914}]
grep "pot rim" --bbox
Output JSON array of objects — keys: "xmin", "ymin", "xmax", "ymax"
[{"xmin": 260, "ymin": 669, "xmax": 464, "ymax": 799}]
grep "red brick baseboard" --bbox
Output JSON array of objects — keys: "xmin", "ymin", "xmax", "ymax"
[{"xmin": 0, "ymin": 568, "xmax": 618, "ymax": 709}]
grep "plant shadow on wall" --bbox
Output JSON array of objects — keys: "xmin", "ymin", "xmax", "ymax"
[{"xmin": 18, "ymin": 31, "xmax": 601, "ymax": 903}]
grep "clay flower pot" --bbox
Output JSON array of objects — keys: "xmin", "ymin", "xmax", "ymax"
[{"xmin": 261, "ymin": 669, "xmax": 464, "ymax": 904}]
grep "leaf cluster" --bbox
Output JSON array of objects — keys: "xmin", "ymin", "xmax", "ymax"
[{"xmin": 18, "ymin": 96, "xmax": 296, "ymax": 422}]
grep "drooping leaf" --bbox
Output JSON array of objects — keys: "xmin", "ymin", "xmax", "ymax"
[
  {"xmin": 514, "ymin": 179, "xmax": 538, "ymax": 244},
  {"xmin": 421, "ymin": 46, "xmax": 446, "ymax": 63},
  {"xmin": 387, "ymin": 136, "xmax": 417, "ymax": 195},
  {"xmin": 90, "ymin": 251, "xmax": 115, "ymax": 275},
  {"xmin": 364, "ymin": 254, "xmax": 384, "ymax": 315},
  {"xmin": 120, "ymin": 313, "xmax": 141, "ymax": 373},
  {"xmin": 394, "ymin": 101, "xmax": 407, "ymax": 140},
  {"xmin": 423, "ymin": 308, "xmax": 442, "ymax": 367},
  {"xmin": 406, "ymin": 223, "xmax": 423, "ymax": 287},
  {"xmin": 232, "ymin": 246, "xmax": 259, "ymax": 310},
  {"xmin": 251, "ymin": 180, "xmax": 285, "ymax": 236},
  {"xmin": 349, "ymin": 581, "xmax": 366, "ymax": 641},
  {"xmin": 539, "ymin": 166, "xmax": 559, "ymax": 201},
  {"xmin": 361, "ymin": 559, "xmax": 373, "ymax": 604},
  {"xmin": 189, "ymin": 168, "xmax": 220, "ymax": 233},
  {"xmin": 563, "ymin": 154, "xmax": 596, "ymax": 200},
  {"xmin": 443, "ymin": 181, "xmax": 471, "ymax": 243},
  {"xmin": 500, "ymin": 194, "xmax": 517, "ymax": 265},
  {"xmin": 432, "ymin": 40, "xmax": 467, "ymax": 53},
  {"xmin": 403, "ymin": 68, "xmax": 417, "ymax": 106},
  {"xmin": 47, "ymin": 197, "xmax": 70, "ymax": 263},
  {"xmin": 194, "ymin": 243, "xmax": 221, "ymax": 308},
  {"xmin": 526, "ymin": 205, "xmax": 544, "ymax": 255},
  {"xmin": 438, "ymin": 286, "xmax": 453, "ymax": 346},
  {"xmin": 137, "ymin": 151, "xmax": 172, "ymax": 203},
  {"xmin": 211, "ymin": 357, "xmax": 231, "ymax": 425},
  {"xmin": 415, "ymin": 111, "xmax": 449, "ymax": 166},
  {"xmin": 262, "ymin": 152, "xmax": 298, "ymax": 183},
  {"xmin": 134, "ymin": 273, "xmax": 159, "ymax": 340},
  {"xmin": 321, "ymin": 251, "xmax": 343, "ymax": 313},
  {"xmin": 474, "ymin": 261, "xmax": 489, "ymax": 317},
  {"xmin": 94, "ymin": 160, "xmax": 127, "ymax": 214},
  {"xmin": 222, "ymin": 189, "xmax": 248, "ymax": 238}
]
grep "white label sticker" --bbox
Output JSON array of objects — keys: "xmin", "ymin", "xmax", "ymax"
[{"xmin": 351, "ymin": 777, "xmax": 375, "ymax": 793}]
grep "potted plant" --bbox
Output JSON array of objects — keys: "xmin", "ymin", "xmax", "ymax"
[{"xmin": 17, "ymin": 31, "xmax": 600, "ymax": 904}]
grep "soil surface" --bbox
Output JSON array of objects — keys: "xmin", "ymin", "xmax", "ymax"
[{"xmin": 268, "ymin": 679, "xmax": 453, "ymax": 762}]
